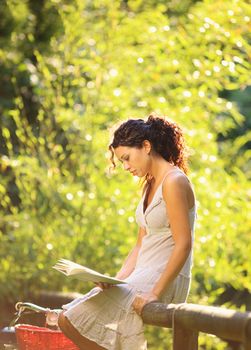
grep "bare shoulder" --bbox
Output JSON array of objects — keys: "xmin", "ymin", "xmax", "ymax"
[
  {"xmin": 162, "ymin": 170, "xmax": 195, "ymax": 208},
  {"xmin": 163, "ymin": 170, "xmax": 191, "ymax": 188}
]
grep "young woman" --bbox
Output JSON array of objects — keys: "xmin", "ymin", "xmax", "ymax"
[{"xmin": 58, "ymin": 113, "xmax": 197, "ymax": 350}]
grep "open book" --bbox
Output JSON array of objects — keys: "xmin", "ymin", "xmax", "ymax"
[{"xmin": 53, "ymin": 258, "xmax": 126, "ymax": 285}]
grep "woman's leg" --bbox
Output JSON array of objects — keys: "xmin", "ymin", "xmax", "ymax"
[{"xmin": 58, "ymin": 312, "xmax": 107, "ymax": 350}]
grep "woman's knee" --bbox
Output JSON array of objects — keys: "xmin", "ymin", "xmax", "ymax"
[{"xmin": 58, "ymin": 311, "xmax": 68, "ymax": 334}]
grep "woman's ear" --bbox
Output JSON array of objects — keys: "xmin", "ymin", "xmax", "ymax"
[{"xmin": 142, "ymin": 140, "xmax": 151, "ymax": 155}]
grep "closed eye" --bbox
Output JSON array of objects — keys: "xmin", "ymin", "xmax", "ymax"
[{"xmin": 119, "ymin": 156, "xmax": 129, "ymax": 163}]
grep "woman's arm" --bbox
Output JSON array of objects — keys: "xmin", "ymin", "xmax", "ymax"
[
  {"xmin": 132, "ymin": 173, "xmax": 194, "ymax": 315},
  {"xmin": 115, "ymin": 226, "xmax": 147, "ymax": 280},
  {"xmin": 151, "ymin": 173, "xmax": 193, "ymax": 298}
]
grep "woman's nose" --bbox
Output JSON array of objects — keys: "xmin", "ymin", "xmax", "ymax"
[{"xmin": 123, "ymin": 162, "xmax": 130, "ymax": 171}]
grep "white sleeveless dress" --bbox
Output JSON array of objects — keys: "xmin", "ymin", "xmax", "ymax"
[{"xmin": 62, "ymin": 169, "xmax": 197, "ymax": 349}]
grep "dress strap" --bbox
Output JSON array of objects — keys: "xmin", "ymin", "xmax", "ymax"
[
  {"xmin": 142, "ymin": 167, "xmax": 183, "ymax": 197},
  {"xmin": 160, "ymin": 167, "xmax": 181, "ymax": 186}
]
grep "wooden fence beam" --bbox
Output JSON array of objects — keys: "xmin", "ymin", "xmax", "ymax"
[
  {"xmin": 172, "ymin": 303, "xmax": 251, "ymax": 343},
  {"xmin": 142, "ymin": 302, "xmax": 174, "ymax": 328},
  {"xmin": 142, "ymin": 302, "xmax": 251, "ymax": 347}
]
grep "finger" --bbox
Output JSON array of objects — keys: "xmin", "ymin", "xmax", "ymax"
[
  {"xmin": 96, "ymin": 282, "xmax": 112, "ymax": 289},
  {"xmin": 132, "ymin": 297, "xmax": 145, "ymax": 316},
  {"xmin": 95, "ymin": 282, "xmax": 104, "ymax": 289},
  {"xmin": 133, "ymin": 304, "xmax": 142, "ymax": 316}
]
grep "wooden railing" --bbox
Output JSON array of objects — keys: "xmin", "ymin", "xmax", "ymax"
[
  {"xmin": 142, "ymin": 302, "xmax": 251, "ymax": 350},
  {"xmin": 36, "ymin": 292, "xmax": 251, "ymax": 349}
]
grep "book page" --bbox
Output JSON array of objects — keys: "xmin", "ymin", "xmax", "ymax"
[{"xmin": 53, "ymin": 258, "xmax": 127, "ymax": 285}]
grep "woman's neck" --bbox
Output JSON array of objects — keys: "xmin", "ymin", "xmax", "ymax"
[{"xmin": 148, "ymin": 157, "xmax": 175, "ymax": 185}]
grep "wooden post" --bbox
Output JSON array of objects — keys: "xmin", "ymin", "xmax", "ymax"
[
  {"xmin": 173, "ymin": 325, "xmax": 198, "ymax": 350},
  {"xmin": 172, "ymin": 306, "xmax": 198, "ymax": 350},
  {"xmin": 244, "ymin": 316, "xmax": 251, "ymax": 350}
]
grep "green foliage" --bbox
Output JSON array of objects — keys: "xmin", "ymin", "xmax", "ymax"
[{"xmin": 0, "ymin": 0, "xmax": 251, "ymax": 348}]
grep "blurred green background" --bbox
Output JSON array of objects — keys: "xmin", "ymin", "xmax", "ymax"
[{"xmin": 0, "ymin": 0, "xmax": 250, "ymax": 348}]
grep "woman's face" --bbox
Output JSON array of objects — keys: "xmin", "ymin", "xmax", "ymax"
[{"xmin": 114, "ymin": 142, "xmax": 151, "ymax": 177}]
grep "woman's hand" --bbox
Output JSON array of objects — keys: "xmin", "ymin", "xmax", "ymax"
[
  {"xmin": 132, "ymin": 291, "xmax": 158, "ymax": 316},
  {"xmin": 94, "ymin": 282, "xmax": 114, "ymax": 290}
]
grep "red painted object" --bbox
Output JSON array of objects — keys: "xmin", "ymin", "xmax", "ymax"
[{"xmin": 15, "ymin": 324, "xmax": 79, "ymax": 350}]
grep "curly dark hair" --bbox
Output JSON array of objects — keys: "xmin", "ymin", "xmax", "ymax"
[{"xmin": 109, "ymin": 113, "xmax": 189, "ymax": 188}]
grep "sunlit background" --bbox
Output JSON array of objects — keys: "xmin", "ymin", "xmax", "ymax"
[{"xmin": 0, "ymin": 0, "xmax": 250, "ymax": 348}]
